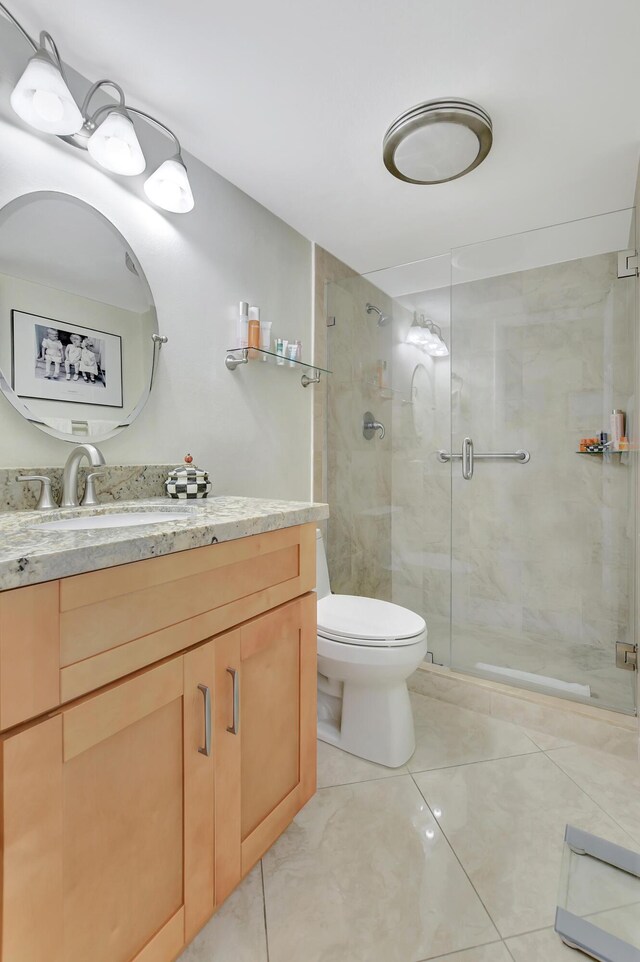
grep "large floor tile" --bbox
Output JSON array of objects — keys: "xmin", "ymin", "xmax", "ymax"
[
  {"xmin": 413, "ymin": 753, "xmax": 636, "ymax": 939},
  {"xmin": 505, "ymin": 927, "xmax": 580, "ymax": 960},
  {"xmin": 546, "ymin": 745, "xmax": 640, "ymax": 845},
  {"xmin": 178, "ymin": 864, "xmax": 267, "ymax": 962},
  {"xmin": 424, "ymin": 944, "xmax": 512, "ymax": 962},
  {"xmin": 407, "ymin": 693, "xmax": 539, "ymax": 773},
  {"xmin": 317, "ymin": 739, "xmax": 406, "ymax": 788},
  {"xmin": 262, "ymin": 774, "xmax": 498, "ymax": 962}
]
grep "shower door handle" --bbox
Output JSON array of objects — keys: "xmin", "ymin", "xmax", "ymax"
[{"xmin": 462, "ymin": 437, "xmax": 474, "ymax": 480}]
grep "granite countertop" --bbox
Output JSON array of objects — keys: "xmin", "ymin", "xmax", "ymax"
[{"xmin": 0, "ymin": 496, "xmax": 329, "ymax": 591}]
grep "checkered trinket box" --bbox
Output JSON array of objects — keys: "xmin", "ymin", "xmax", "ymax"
[{"xmin": 165, "ymin": 454, "xmax": 212, "ymax": 499}]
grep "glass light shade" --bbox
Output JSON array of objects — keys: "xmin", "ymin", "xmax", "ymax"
[
  {"xmin": 87, "ymin": 109, "xmax": 146, "ymax": 176},
  {"xmin": 406, "ymin": 321, "xmax": 449, "ymax": 356},
  {"xmin": 425, "ymin": 339, "xmax": 449, "ymax": 357},
  {"xmin": 10, "ymin": 52, "xmax": 83, "ymax": 135},
  {"xmin": 394, "ymin": 122, "xmax": 480, "ymax": 184},
  {"xmin": 144, "ymin": 156, "xmax": 194, "ymax": 213}
]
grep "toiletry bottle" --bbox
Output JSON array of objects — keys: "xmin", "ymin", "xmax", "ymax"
[
  {"xmin": 610, "ymin": 410, "xmax": 625, "ymax": 452},
  {"xmin": 275, "ymin": 338, "xmax": 288, "ymax": 365},
  {"xmin": 260, "ymin": 320, "xmax": 272, "ymax": 360},
  {"xmin": 248, "ymin": 306, "xmax": 260, "ymax": 350},
  {"xmin": 286, "ymin": 341, "xmax": 298, "ymax": 367},
  {"xmin": 236, "ymin": 301, "xmax": 249, "ymax": 349},
  {"xmin": 293, "ymin": 340, "xmax": 302, "ymax": 363}
]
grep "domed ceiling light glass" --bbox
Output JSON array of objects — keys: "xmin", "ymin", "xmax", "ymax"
[
  {"xmin": 0, "ymin": 1, "xmax": 195, "ymax": 213},
  {"xmin": 383, "ymin": 99, "xmax": 492, "ymax": 185}
]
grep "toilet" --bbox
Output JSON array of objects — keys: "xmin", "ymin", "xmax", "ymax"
[{"xmin": 315, "ymin": 529, "xmax": 428, "ymax": 768}]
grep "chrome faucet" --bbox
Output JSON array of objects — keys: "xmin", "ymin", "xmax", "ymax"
[{"xmin": 61, "ymin": 444, "xmax": 106, "ymax": 507}]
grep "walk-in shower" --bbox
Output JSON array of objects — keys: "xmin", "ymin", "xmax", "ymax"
[{"xmin": 325, "ymin": 207, "xmax": 638, "ymax": 716}]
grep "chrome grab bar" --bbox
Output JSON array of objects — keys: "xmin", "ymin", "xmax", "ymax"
[
  {"xmin": 462, "ymin": 436, "xmax": 474, "ymax": 480},
  {"xmin": 437, "ymin": 441, "xmax": 530, "ymax": 480}
]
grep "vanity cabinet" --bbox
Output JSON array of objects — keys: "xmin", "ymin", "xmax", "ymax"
[{"xmin": 0, "ymin": 523, "xmax": 317, "ymax": 962}]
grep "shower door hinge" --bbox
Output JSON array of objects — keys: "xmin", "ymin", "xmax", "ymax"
[
  {"xmin": 615, "ymin": 641, "xmax": 637, "ymax": 671},
  {"xmin": 617, "ymin": 249, "xmax": 638, "ymax": 278},
  {"xmin": 326, "ymin": 315, "xmax": 336, "ymax": 327}
]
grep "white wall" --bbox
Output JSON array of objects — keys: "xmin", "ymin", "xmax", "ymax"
[{"xmin": 0, "ymin": 20, "xmax": 313, "ymax": 502}]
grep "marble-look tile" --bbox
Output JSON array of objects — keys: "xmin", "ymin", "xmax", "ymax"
[
  {"xmin": 317, "ymin": 739, "xmax": 407, "ymax": 789},
  {"xmin": 408, "ymin": 693, "xmax": 539, "ymax": 773},
  {"xmin": 424, "ymin": 944, "xmax": 512, "ymax": 962},
  {"xmin": 178, "ymin": 864, "xmax": 267, "ymax": 962},
  {"xmin": 413, "ymin": 753, "xmax": 636, "ymax": 938},
  {"xmin": 505, "ymin": 927, "xmax": 582, "ymax": 960},
  {"xmin": 408, "ymin": 668, "xmax": 494, "ymax": 716},
  {"xmin": 546, "ymin": 745, "xmax": 640, "ymax": 845},
  {"xmin": 262, "ymin": 775, "xmax": 498, "ymax": 962}
]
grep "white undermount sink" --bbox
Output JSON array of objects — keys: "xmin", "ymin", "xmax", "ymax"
[{"xmin": 33, "ymin": 510, "xmax": 192, "ymax": 531}]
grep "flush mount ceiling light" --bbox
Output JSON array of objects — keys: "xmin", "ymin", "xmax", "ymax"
[
  {"xmin": 0, "ymin": 1, "xmax": 195, "ymax": 212},
  {"xmin": 383, "ymin": 99, "xmax": 492, "ymax": 185}
]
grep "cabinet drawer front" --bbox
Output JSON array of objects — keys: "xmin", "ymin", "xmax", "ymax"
[{"xmin": 60, "ymin": 524, "xmax": 315, "ymax": 670}]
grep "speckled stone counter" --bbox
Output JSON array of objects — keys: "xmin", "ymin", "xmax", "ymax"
[{"xmin": 0, "ymin": 496, "xmax": 329, "ymax": 590}]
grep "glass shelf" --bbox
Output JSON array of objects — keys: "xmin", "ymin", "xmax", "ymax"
[
  {"xmin": 576, "ymin": 450, "xmax": 627, "ymax": 457},
  {"xmin": 225, "ymin": 347, "xmax": 331, "ymax": 385}
]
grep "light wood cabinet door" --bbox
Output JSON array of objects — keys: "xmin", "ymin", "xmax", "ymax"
[
  {"xmin": 0, "ymin": 649, "xmax": 216, "ymax": 962},
  {"xmin": 214, "ymin": 593, "xmax": 317, "ymax": 897}
]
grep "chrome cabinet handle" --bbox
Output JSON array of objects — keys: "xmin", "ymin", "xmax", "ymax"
[
  {"xmin": 197, "ymin": 683, "xmax": 211, "ymax": 756},
  {"xmin": 462, "ymin": 436, "xmax": 474, "ymax": 480},
  {"xmin": 226, "ymin": 667, "xmax": 240, "ymax": 735}
]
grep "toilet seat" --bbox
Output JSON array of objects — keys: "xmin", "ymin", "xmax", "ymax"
[{"xmin": 317, "ymin": 594, "xmax": 426, "ymax": 646}]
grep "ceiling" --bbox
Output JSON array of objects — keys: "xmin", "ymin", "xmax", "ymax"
[{"xmin": 10, "ymin": 0, "xmax": 640, "ymax": 274}]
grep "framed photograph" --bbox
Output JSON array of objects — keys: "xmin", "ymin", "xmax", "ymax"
[{"xmin": 11, "ymin": 310, "xmax": 123, "ymax": 408}]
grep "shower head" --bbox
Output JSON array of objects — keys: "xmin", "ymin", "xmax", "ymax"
[{"xmin": 366, "ymin": 302, "xmax": 391, "ymax": 326}]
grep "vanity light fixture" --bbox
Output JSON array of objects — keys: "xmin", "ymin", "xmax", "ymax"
[
  {"xmin": 10, "ymin": 31, "xmax": 82, "ymax": 135},
  {"xmin": 383, "ymin": 99, "xmax": 492, "ymax": 185},
  {"xmin": 406, "ymin": 315, "xmax": 449, "ymax": 357},
  {"xmin": 0, "ymin": 1, "xmax": 195, "ymax": 212}
]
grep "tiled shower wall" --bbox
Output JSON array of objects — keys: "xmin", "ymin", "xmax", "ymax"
[{"xmin": 314, "ymin": 246, "xmax": 397, "ymax": 599}]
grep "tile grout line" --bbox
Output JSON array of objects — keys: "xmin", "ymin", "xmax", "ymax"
[
  {"xmin": 412, "ymin": 938, "xmax": 508, "ymax": 962},
  {"xmin": 317, "ymin": 746, "xmax": 544, "ymax": 793},
  {"xmin": 409, "ymin": 770, "xmax": 504, "ymax": 945},
  {"xmin": 541, "ymin": 748, "xmax": 639, "ymax": 847},
  {"xmin": 260, "ymin": 859, "xmax": 271, "ymax": 962},
  {"xmin": 406, "ymin": 747, "xmax": 542, "ymax": 777}
]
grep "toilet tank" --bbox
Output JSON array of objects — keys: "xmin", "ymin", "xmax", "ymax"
[{"xmin": 315, "ymin": 528, "xmax": 331, "ymax": 599}]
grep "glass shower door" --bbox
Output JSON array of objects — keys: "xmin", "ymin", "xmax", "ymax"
[{"xmin": 449, "ymin": 210, "xmax": 637, "ymax": 714}]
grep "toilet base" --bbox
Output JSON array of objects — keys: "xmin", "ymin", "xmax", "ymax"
[{"xmin": 318, "ymin": 679, "xmax": 416, "ymax": 768}]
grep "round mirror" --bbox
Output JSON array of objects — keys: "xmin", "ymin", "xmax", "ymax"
[{"xmin": 0, "ymin": 191, "xmax": 158, "ymax": 442}]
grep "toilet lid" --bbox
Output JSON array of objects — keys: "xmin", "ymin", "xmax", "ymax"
[{"xmin": 317, "ymin": 594, "xmax": 426, "ymax": 646}]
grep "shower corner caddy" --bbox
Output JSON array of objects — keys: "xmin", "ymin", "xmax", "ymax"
[{"xmin": 225, "ymin": 347, "xmax": 331, "ymax": 388}]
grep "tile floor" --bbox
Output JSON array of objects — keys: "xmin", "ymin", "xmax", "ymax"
[{"xmin": 179, "ymin": 691, "xmax": 640, "ymax": 962}]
